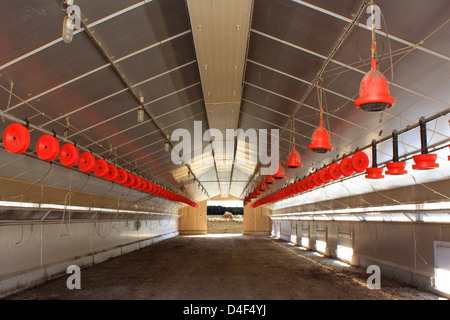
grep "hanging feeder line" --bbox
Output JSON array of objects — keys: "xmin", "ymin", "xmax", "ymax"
[
  {"xmin": 249, "ymin": 108, "xmax": 450, "ymax": 207},
  {"xmin": 0, "ymin": 113, "xmax": 199, "ymax": 208},
  {"xmin": 241, "ymin": 2, "xmax": 369, "ymax": 199}
]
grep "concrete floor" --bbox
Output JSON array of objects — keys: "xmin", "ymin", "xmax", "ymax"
[{"xmin": 5, "ymin": 235, "xmax": 442, "ymax": 300}]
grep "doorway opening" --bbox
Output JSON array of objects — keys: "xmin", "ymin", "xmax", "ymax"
[{"xmin": 206, "ymin": 200, "xmax": 244, "ymax": 234}]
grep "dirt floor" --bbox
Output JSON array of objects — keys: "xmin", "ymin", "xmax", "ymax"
[
  {"xmin": 207, "ymin": 215, "xmax": 243, "ymax": 234},
  {"xmin": 5, "ymin": 234, "xmax": 443, "ymax": 300}
]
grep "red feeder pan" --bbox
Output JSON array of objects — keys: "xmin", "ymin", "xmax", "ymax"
[
  {"xmin": 94, "ymin": 158, "xmax": 109, "ymax": 178},
  {"xmin": 329, "ymin": 162, "xmax": 342, "ymax": 180},
  {"xmin": 320, "ymin": 167, "xmax": 331, "ymax": 183},
  {"xmin": 307, "ymin": 175, "xmax": 316, "ymax": 189},
  {"xmin": 78, "ymin": 152, "xmax": 96, "ymax": 173},
  {"xmin": 105, "ymin": 164, "xmax": 118, "ymax": 182},
  {"xmin": 59, "ymin": 143, "xmax": 79, "ymax": 167},
  {"xmin": 3, "ymin": 123, "xmax": 30, "ymax": 154},
  {"xmin": 265, "ymin": 175, "xmax": 275, "ymax": 184},
  {"xmin": 138, "ymin": 179, "xmax": 148, "ymax": 191},
  {"xmin": 308, "ymin": 119, "xmax": 333, "ymax": 153},
  {"xmin": 285, "ymin": 145, "xmax": 302, "ymax": 168},
  {"xmin": 295, "ymin": 181, "xmax": 304, "ymax": 193},
  {"xmin": 148, "ymin": 182, "xmax": 157, "ymax": 194},
  {"xmin": 301, "ymin": 178, "xmax": 310, "ymax": 191},
  {"xmin": 273, "ymin": 162, "xmax": 286, "ymax": 179},
  {"xmin": 365, "ymin": 167, "xmax": 384, "ymax": 179},
  {"xmin": 124, "ymin": 172, "xmax": 135, "ymax": 187},
  {"xmin": 354, "ymin": 58, "xmax": 395, "ymax": 112},
  {"xmin": 412, "ymin": 154, "xmax": 439, "ymax": 170},
  {"xmin": 36, "ymin": 134, "xmax": 59, "ymax": 161},
  {"xmin": 313, "ymin": 171, "xmax": 323, "ymax": 186},
  {"xmin": 115, "ymin": 169, "xmax": 128, "ymax": 184},
  {"xmin": 385, "ymin": 162, "xmax": 407, "ymax": 175},
  {"xmin": 132, "ymin": 176, "xmax": 142, "ymax": 189},
  {"xmin": 340, "ymin": 157, "xmax": 355, "ymax": 177},
  {"xmin": 352, "ymin": 151, "xmax": 369, "ymax": 173}
]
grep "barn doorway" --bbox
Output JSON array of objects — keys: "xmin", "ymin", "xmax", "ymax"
[{"xmin": 206, "ymin": 200, "xmax": 244, "ymax": 234}]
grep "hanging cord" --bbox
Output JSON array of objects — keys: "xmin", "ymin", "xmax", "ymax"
[
  {"xmin": 2, "ymin": 82, "xmax": 14, "ymax": 123},
  {"xmin": 10, "ymin": 162, "xmax": 54, "ymax": 201}
]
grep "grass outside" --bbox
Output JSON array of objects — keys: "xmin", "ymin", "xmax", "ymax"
[{"xmin": 207, "ymin": 215, "xmax": 243, "ymax": 234}]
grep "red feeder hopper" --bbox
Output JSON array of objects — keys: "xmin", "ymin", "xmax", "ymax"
[
  {"xmin": 308, "ymin": 119, "xmax": 333, "ymax": 153},
  {"xmin": 352, "ymin": 151, "xmax": 369, "ymax": 173},
  {"xmin": 105, "ymin": 164, "xmax": 118, "ymax": 182},
  {"xmin": 329, "ymin": 162, "xmax": 342, "ymax": 180},
  {"xmin": 59, "ymin": 143, "xmax": 79, "ymax": 167},
  {"xmin": 285, "ymin": 145, "xmax": 302, "ymax": 168},
  {"xmin": 273, "ymin": 161, "xmax": 286, "ymax": 179},
  {"xmin": 78, "ymin": 152, "xmax": 96, "ymax": 173},
  {"xmin": 36, "ymin": 134, "xmax": 59, "ymax": 161},
  {"xmin": 340, "ymin": 157, "xmax": 355, "ymax": 177},
  {"xmin": 412, "ymin": 119, "xmax": 439, "ymax": 170},
  {"xmin": 94, "ymin": 158, "xmax": 109, "ymax": 177},
  {"xmin": 115, "ymin": 169, "xmax": 128, "ymax": 184},
  {"xmin": 3, "ymin": 123, "xmax": 30, "ymax": 154},
  {"xmin": 320, "ymin": 167, "xmax": 331, "ymax": 183},
  {"xmin": 354, "ymin": 58, "xmax": 395, "ymax": 112}
]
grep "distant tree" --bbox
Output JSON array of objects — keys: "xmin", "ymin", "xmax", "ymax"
[{"xmin": 207, "ymin": 205, "xmax": 243, "ymax": 215}]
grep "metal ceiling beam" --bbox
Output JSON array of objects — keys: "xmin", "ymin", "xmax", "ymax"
[
  {"xmin": 0, "ymin": 0, "xmax": 157, "ymax": 71},
  {"xmin": 79, "ymin": 16, "xmax": 209, "ymax": 199},
  {"xmin": 290, "ymin": 0, "xmax": 450, "ymax": 62}
]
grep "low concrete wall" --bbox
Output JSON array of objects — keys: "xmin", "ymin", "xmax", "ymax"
[{"xmin": 0, "ymin": 217, "xmax": 178, "ymax": 298}]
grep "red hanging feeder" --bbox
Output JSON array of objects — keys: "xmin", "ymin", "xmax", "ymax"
[
  {"xmin": 412, "ymin": 119, "xmax": 439, "ymax": 170},
  {"xmin": 340, "ymin": 157, "xmax": 355, "ymax": 177},
  {"xmin": 115, "ymin": 169, "xmax": 128, "ymax": 184},
  {"xmin": 273, "ymin": 161, "xmax": 286, "ymax": 179},
  {"xmin": 365, "ymin": 141, "xmax": 384, "ymax": 179},
  {"xmin": 354, "ymin": 59, "xmax": 395, "ymax": 111},
  {"xmin": 59, "ymin": 143, "xmax": 79, "ymax": 167},
  {"xmin": 254, "ymin": 188, "xmax": 261, "ymax": 196},
  {"xmin": 386, "ymin": 131, "xmax": 407, "ymax": 175},
  {"xmin": 265, "ymin": 175, "xmax": 275, "ymax": 184},
  {"xmin": 329, "ymin": 162, "xmax": 342, "ymax": 180},
  {"xmin": 309, "ymin": 87, "xmax": 333, "ymax": 153},
  {"xmin": 352, "ymin": 151, "xmax": 369, "ymax": 173},
  {"xmin": 36, "ymin": 134, "xmax": 59, "ymax": 161},
  {"xmin": 320, "ymin": 167, "xmax": 331, "ymax": 183},
  {"xmin": 78, "ymin": 152, "xmax": 96, "ymax": 173},
  {"xmin": 285, "ymin": 145, "xmax": 302, "ymax": 168},
  {"xmin": 365, "ymin": 167, "xmax": 384, "ymax": 179},
  {"xmin": 354, "ymin": 27, "xmax": 395, "ymax": 112},
  {"xmin": 3, "ymin": 123, "xmax": 30, "ymax": 154},
  {"xmin": 105, "ymin": 164, "xmax": 118, "ymax": 182},
  {"xmin": 259, "ymin": 182, "xmax": 267, "ymax": 192},
  {"xmin": 308, "ymin": 119, "xmax": 333, "ymax": 153}
]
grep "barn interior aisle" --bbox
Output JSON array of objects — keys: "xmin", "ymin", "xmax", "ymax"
[{"xmin": 6, "ymin": 235, "xmax": 441, "ymax": 300}]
